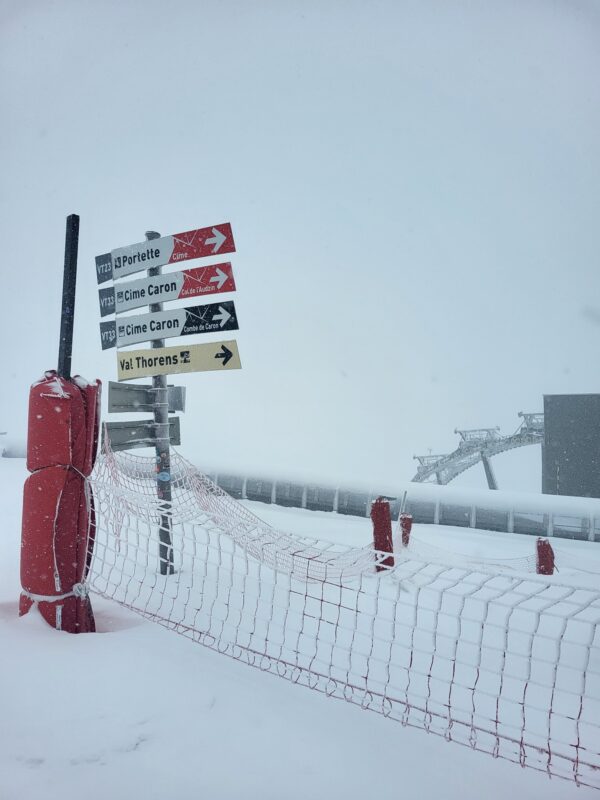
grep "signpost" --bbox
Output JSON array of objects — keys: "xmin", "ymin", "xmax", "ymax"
[
  {"xmin": 96, "ymin": 220, "xmax": 241, "ymax": 576},
  {"xmin": 98, "ymin": 262, "xmax": 236, "ymax": 316},
  {"xmin": 99, "ymin": 299, "xmax": 239, "ymax": 349},
  {"xmin": 117, "ymin": 340, "xmax": 241, "ymax": 381},
  {"xmin": 108, "ymin": 382, "xmax": 186, "ymax": 414},
  {"xmin": 103, "ymin": 417, "xmax": 181, "ymax": 452},
  {"xmin": 96, "ymin": 223, "xmax": 235, "ymax": 283}
]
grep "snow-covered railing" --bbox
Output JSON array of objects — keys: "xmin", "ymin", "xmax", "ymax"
[
  {"xmin": 87, "ymin": 447, "xmax": 600, "ymax": 789},
  {"xmin": 197, "ymin": 472, "xmax": 600, "ymax": 542}
]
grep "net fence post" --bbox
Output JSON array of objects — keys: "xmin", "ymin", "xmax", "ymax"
[
  {"xmin": 370, "ymin": 496, "xmax": 394, "ymax": 571},
  {"xmin": 400, "ymin": 512, "xmax": 413, "ymax": 548},
  {"xmin": 536, "ymin": 537, "xmax": 555, "ymax": 575},
  {"xmin": 145, "ymin": 230, "xmax": 174, "ymax": 576}
]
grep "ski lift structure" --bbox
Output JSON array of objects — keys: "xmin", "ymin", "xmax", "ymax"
[{"xmin": 412, "ymin": 413, "xmax": 545, "ymax": 489}]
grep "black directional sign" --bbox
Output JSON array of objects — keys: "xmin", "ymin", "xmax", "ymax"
[{"xmin": 100, "ymin": 300, "xmax": 239, "ymax": 350}]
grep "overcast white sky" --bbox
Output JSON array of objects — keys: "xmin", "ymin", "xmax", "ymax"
[{"xmin": 1, "ymin": 0, "xmax": 599, "ymax": 492}]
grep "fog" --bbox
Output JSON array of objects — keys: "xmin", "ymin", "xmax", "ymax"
[{"xmin": 1, "ymin": 0, "xmax": 599, "ymax": 491}]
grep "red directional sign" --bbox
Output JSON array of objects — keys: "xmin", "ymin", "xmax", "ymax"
[
  {"xmin": 98, "ymin": 262, "xmax": 236, "ymax": 316},
  {"xmin": 180, "ymin": 262, "xmax": 236, "ymax": 299},
  {"xmin": 96, "ymin": 222, "xmax": 236, "ymax": 283}
]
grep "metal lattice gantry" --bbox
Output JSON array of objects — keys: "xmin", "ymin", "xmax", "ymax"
[{"xmin": 412, "ymin": 412, "xmax": 545, "ymax": 488}]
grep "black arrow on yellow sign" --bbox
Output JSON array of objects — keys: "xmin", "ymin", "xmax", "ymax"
[{"xmin": 214, "ymin": 344, "xmax": 233, "ymax": 366}]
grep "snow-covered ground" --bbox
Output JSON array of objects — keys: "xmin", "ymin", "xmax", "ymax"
[{"xmin": 1, "ymin": 455, "xmax": 598, "ymax": 800}]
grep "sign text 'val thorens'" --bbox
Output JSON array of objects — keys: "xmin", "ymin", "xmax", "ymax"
[{"xmin": 117, "ymin": 340, "xmax": 241, "ymax": 380}]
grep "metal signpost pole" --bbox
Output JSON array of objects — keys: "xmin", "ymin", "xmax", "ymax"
[{"xmin": 145, "ymin": 230, "xmax": 174, "ymax": 575}]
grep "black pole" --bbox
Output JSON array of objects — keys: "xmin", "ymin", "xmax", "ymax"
[{"xmin": 57, "ymin": 214, "xmax": 80, "ymax": 379}]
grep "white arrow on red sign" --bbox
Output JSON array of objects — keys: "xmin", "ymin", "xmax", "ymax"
[{"xmin": 204, "ymin": 228, "xmax": 227, "ymax": 253}]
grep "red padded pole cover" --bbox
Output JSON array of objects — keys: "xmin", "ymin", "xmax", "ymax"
[
  {"xmin": 80, "ymin": 381, "xmax": 101, "ymax": 477},
  {"xmin": 27, "ymin": 373, "xmax": 86, "ymax": 472},
  {"xmin": 536, "ymin": 538, "xmax": 555, "ymax": 576},
  {"xmin": 20, "ymin": 371, "xmax": 101, "ymax": 633},
  {"xmin": 370, "ymin": 497, "xmax": 394, "ymax": 572},
  {"xmin": 400, "ymin": 513, "xmax": 413, "ymax": 548}
]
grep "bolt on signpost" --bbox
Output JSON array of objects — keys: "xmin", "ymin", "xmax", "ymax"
[
  {"xmin": 146, "ymin": 230, "xmax": 174, "ymax": 575},
  {"xmin": 96, "ymin": 221, "xmax": 241, "ymax": 579}
]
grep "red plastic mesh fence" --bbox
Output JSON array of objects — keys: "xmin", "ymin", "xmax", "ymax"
[
  {"xmin": 393, "ymin": 515, "xmax": 540, "ymax": 574},
  {"xmin": 87, "ymin": 446, "xmax": 600, "ymax": 789}
]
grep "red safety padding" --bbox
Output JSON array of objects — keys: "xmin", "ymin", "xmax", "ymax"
[
  {"xmin": 26, "ymin": 372, "xmax": 101, "ymax": 474},
  {"xmin": 21, "ymin": 372, "xmax": 101, "ymax": 633},
  {"xmin": 536, "ymin": 538, "xmax": 555, "ymax": 576},
  {"xmin": 27, "ymin": 371, "xmax": 85, "ymax": 471},
  {"xmin": 20, "ymin": 466, "xmax": 95, "ymax": 632},
  {"xmin": 400, "ymin": 513, "xmax": 413, "ymax": 548},
  {"xmin": 75, "ymin": 378, "xmax": 101, "ymax": 477}
]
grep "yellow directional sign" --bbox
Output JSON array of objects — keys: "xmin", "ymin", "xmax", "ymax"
[{"xmin": 117, "ymin": 340, "xmax": 241, "ymax": 381}]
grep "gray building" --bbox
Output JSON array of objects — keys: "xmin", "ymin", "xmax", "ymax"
[{"xmin": 542, "ymin": 394, "xmax": 600, "ymax": 498}]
